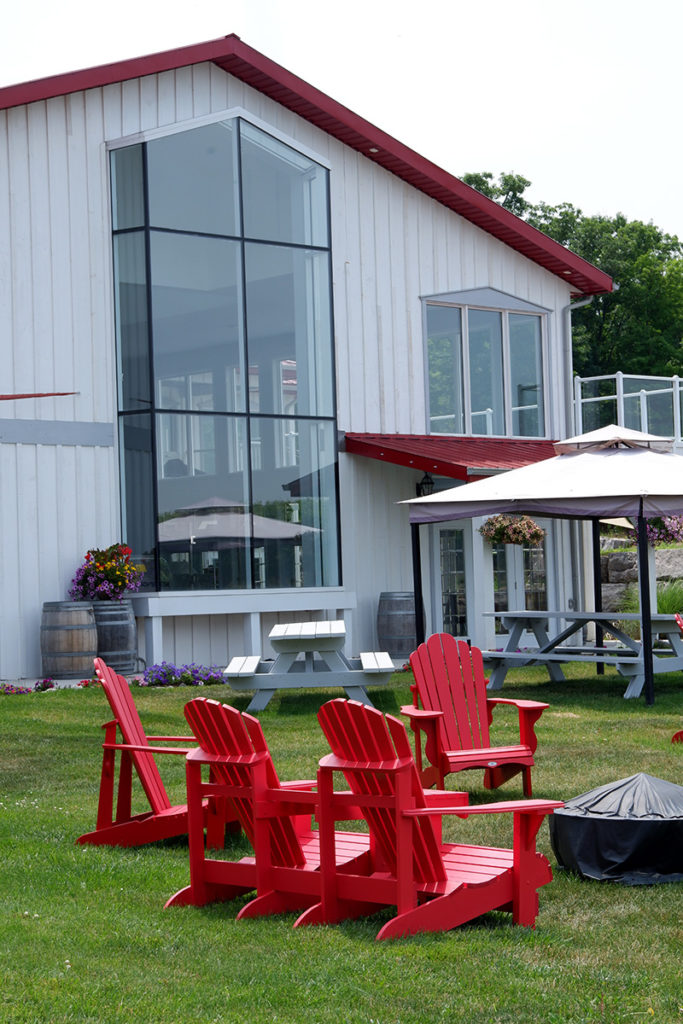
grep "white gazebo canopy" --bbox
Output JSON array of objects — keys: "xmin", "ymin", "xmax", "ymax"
[{"xmin": 403, "ymin": 426, "xmax": 683, "ymax": 705}]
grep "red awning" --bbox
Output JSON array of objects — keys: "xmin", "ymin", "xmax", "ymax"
[{"xmin": 344, "ymin": 433, "xmax": 556, "ymax": 481}]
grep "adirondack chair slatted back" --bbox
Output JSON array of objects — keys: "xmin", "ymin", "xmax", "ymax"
[
  {"xmin": 94, "ymin": 657, "xmax": 171, "ymax": 815},
  {"xmin": 183, "ymin": 698, "xmax": 306, "ymax": 868},
  {"xmin": 409, "ymin": 635, "xmax": 491, "ymax": 752},
  {"xmin": 318, "ymin": 699, "xmax": 447, "ymax": 884}
]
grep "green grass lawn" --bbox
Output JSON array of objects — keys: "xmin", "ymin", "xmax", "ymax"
[{"xmin": 1, "ymin": 666, "xmax": 681, "ymax": 1024}]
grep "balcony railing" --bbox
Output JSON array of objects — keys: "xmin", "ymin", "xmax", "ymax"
[{"xmin": 574, "ymin": 372, "xmax": 683, "ymax": 444}]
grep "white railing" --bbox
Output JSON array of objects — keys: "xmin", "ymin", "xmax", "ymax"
[{"xmin": 574, "ymin": 372, "xmax": 683, "ymax": 443}]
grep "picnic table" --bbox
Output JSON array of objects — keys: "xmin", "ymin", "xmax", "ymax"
[
  {"xmin": 224, "ymin": 620, "xmax": 394, "ymax": 712},
  {"xmin": 482, "ymin": 610, "xmax": 683, "ymax": 698}
]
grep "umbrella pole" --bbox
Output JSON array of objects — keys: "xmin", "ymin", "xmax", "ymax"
[
  {"xmin": 637, "ymin": 510, "xmax": 655, "ymax": 705},
  {"xmin": 411, "ymin": 523, "xmax": 426, "ymax": 647},
  {"xmin": 592, "ymin": 519, "xmax": 604, "ymax": 674}
]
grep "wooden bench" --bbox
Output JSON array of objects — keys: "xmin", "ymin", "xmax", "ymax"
[
  {"xmin": 225, "ymin": 655, "xmax": 262, "ymax": 679},
  {"xmin": 359, "ymin": 651, "xmax": 395, "ymax": 673}
]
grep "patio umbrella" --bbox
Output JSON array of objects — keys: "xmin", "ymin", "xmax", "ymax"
[{"xmin": 404, "ymin": 425, "xmax": 683, "ymax": 704}]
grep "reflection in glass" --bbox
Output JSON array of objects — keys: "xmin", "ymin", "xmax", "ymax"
[
  {"xmin": 244, "ymin": 244, "xmax": 333, "ymax": 417},
  {"xmin": 120, "ymin": 414, "xmax": 156, "ymax": 587},
  {"xmin": 509, "ymin": 313, "xmax": 544, "ymax": 436},
  {"xmin": 240, "ymin": 121, "xmax": 329, "ymax": 247},
  {"xmin": 157, "ymin": 414, "xmax": 250, "ymax": 590},
  {"xmin": 251, "ymin": 418, "xmax": 340, "ymax": 588},
  {"xmin": 150, "ymin": 232, "xmax": 245, "ymax": 413},
  {"xmin": 111, "ymin": 145, "xmax": 144, "ymax": 230},
  {"xmin": 468, "ymin": 309, "xmax": 504, "ymax": 435},
  {"xmin": 112, "ymin": 117, "xmax": 338, "ymax": 593},
  {"xmin": 114, "ymin": 232, "xmax": 150, "ymax": 410},
  {"xmin": 427, "ymin": 304, "xmax": 464, "ymax": 434},
  {"xmin": 147, "ymin": 121, "xmax": 239, "ymax": 236}
]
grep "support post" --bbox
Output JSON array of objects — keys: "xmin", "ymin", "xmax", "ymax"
[
  {"xmin": 592, "ymin": 519, "xmax": 604, "ymax": 674},
  {"xmin": 637, "ymin": 509, "xmax": 655, "ymax": 705},
  {"xmin": 411, "ymin": 523, "xmax": 426, "ymax": 646}
]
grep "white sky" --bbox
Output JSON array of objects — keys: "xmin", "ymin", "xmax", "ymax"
[{"xmin": 3, "ymin": 0, "xmax": 682, "ymax": 240}]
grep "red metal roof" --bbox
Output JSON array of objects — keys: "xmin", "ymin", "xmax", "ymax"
[
  {"xmin": 0, "ymin": 35, "xmax": 612, "ymax": 297},
  {"xmin": 344, "ymin": 433, "xmax": 556, "ymax": 481}
]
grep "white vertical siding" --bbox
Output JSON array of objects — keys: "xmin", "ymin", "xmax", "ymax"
[{"xmin": 1, "ymin": 60, "xmax": 576, "ymax": 678}]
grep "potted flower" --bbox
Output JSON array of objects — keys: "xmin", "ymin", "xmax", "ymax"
[
  {"xmin": 479, "ymin": 514, "xmax": 545, "ymax": 547},
  {"xmin": 69, "ymin": 544, "xmax": 145, "ymax": 675}
]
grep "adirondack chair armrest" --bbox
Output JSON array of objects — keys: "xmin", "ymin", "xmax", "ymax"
[
  {"xmin": 261, "ymin": 787, "xmax": 319, "ymax": 812},
  {"xmin": 400, "ymin": 705, "xmax": 444, "ymax": 722},
  {"xmin": 486, "ymin": 698, "xmax": 549, "ymax": 753},
  {"xmin": 280, "ymin": 779, "xmax": 316, "ymax": 791},
  {"xmin": 146, "ymin": 734, "xmax": 197, "ymax": 743},
  {"xmin": 102, "ymin": 741, "xmax": 193, "ymax": 756},
  {"xmin": 404, "ymin": 798, "xmax": 563, "ymax": 819}
]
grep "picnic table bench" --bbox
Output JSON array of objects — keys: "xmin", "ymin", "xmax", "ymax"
[
  {"xmin": 482, "ymin": 610, "xmax": 683, "ymax": 698},
  {"xmin": 225, "ymin": 620, "xmax": 394, "ymax": 712}
]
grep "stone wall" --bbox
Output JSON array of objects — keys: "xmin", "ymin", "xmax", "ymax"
[{"xmin": 600, "ymin": 547, "xmax": 683, "ymax": 611}]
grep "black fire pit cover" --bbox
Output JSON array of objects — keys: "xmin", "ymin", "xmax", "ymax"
[{"xmin": 549, "ymin": 773, "xmax": 683, "ymax": 884}]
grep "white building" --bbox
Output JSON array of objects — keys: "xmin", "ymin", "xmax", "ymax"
[{"xmin": 0, "ymin": 35, "xmax": 612, "ymax": 680}]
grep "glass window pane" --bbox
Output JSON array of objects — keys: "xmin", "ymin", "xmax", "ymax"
[
  {"xmin": 120, "ymin": 414, "xmax": 156, "ymax": 587},
  {"xmin": 147, "ymin": 121, "xmax": 240, "ymax": 236},
  {"xmin": 156, "ymin": 414, "xmax": 250, "ymax": 590},
  {"xmin": 111, "ymin": 145, "xmax": 144, "ymax": 230},
  {"xmin": 468, "ymin": 309, "xmax": 504, "ymax": 435},
  {"xmin": 426, "ymin": 304, "xmax": 464, "ymax": 434},
  {"xmin": 509, "ymin": 313, "xmax": 544, "ymax": 436},
  {"xmin": 114, "ymin": 232, "xmax": 150, "ymax": 411},
  {"xmin": 150, "ymin": 232, "xmax": 245, "ymax": 413},
  {"xmin": 439, "ymin": 529, "xmax": 466, "ymax": 636},
  {"xmin": 250, "ymin": 418, "xmax": 340, "ymax": 588},
  {"xmin": 245, "ymin": 243, "xmax": 333, "ymax": 416},
  {"xmin": 240, "ymin": 121, "xmax": 329, "ymax": 247}
]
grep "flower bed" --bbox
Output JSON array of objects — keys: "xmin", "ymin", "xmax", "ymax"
[{"xmin": 135, "ymin": 662, "xmax": 226, "ymax": 687}]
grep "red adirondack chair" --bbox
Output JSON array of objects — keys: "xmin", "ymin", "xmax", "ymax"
[
  {"xmin": 296, "ymin": 698, "xmax": 562, "ymax": 939},
  {"xmin": 77, "ymin": 658, "xmax": 228, "ymax": 848},
  {"xmin": 403, "ymin": 634, "xmax": 548, "ymax": 795},
  {"xmin": 165, "ymin": 697, "xmax": 375, "ymax": 916}
]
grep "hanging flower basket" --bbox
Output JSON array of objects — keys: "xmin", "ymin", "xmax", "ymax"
[{"xmin": 479, "ymin": 514, "xmax": 545, "ymax": 547}]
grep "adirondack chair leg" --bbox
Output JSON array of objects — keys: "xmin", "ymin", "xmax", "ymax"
[
  {"xmin": 95, "ymin": 747, "xmax": 116, "ymax": 829},
  {"xmin": 483, "ymin": 763, "xmax": 528, "ymax": 795},
  {"xmin": 237, "ymin": 890, "xmax": 318, "ymax": 919},
  {"xmin": 376, "ymin": 878, "xmax": 515, "ymax": 940},
  {"xmin": 512, "ymin": 811, "xmax": 551, "ymax": 927},
  {"xmin": 115, "ymin": 750, "xmax": 133, "ymax": 823}
]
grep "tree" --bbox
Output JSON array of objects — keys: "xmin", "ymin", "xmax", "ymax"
[{"xmin": 462, "ymin": 172, "xmax": 683, "ymax": 378}]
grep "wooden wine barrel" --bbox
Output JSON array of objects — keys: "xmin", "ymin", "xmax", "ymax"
[
  {"xmin": 92, "ymin": 599, "xmax": 138, "ymax": 674},
  {"xmin": 40, "ymin": 601, "xmax": 97, "ymax": 679},
  {"xmin": 377, "ymin": 591, "xmax": 417, "ymax": 660}
]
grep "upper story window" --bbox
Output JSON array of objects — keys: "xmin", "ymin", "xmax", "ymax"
[
  {"xmin": 111, "ymin": 118, "xmax": 340, "ymax": 592},
  {"xmin": 424, "ymin": 289, "xmax": 547, "ymax": 438}
]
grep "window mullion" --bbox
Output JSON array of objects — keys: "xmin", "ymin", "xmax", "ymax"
[
  {"xmin": 502, "ymin": 313, "xmax": 512, "ymax": 436},
  {"xmin": 462, "ymin": 306, "xmax": 472, "ymax": 434}
]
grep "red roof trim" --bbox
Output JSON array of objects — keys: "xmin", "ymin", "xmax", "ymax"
[
  {"xmin": 344, "ymin": 433, "xmax": 556, "ymax": 481},
  {"xmin": 0, "ymin": 35, "xmax": 612, "ymax": 296},
  {"xmin": 0, "ymin": 391, "xmax": 77, "ymax": 400}
]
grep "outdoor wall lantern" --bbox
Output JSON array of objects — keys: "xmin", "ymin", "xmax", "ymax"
[{"xmin": 416, "ymin": 472, "xmax": 435, "ymax": 497}]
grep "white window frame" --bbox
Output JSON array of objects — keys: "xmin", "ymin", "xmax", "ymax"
[{"xmin": 423, "ymin": 289, "xmax": 550, "ymax": 439}]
